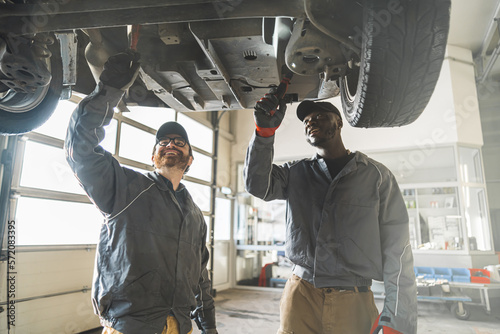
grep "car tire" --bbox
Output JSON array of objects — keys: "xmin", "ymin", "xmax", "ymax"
[
  {"xmin": 450, "ymin": 302, "xmax": 471, "ymax": 320},
  {"xmin": 339, "ymin": 0, "xmax": 451, "ymax": 128},
  {"xmin": 0, "ymin": 39, "xmax": 63, "ymax": 135}
]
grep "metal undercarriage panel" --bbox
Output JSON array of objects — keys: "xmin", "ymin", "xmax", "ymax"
[
  {"xmin": 135, "ymin": 19, "xmax": 327, "ymax": 111},
  {"xmin": 0, "ymin": 0, "xmax": 356, "ymax": 118}
]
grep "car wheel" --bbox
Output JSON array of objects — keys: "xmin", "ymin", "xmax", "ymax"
[
  {"xmin": 450, "ymin": 302, "xmax": 471, "ymax": 320},
  {"xmin": 339, "ymin": 0, "xmax": 451, "ymax": 127},
  {"xmin": 0, "ymin": 40, "xmax": 63, "ymax": 135}
]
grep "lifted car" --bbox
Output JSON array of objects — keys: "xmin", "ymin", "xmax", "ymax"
[{"xmin": 0, "ymin": 0, "xmax": 451, "ymax": 134}]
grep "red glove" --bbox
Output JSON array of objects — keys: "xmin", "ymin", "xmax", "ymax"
[{"xmin": 370, "ymin": 314, "xmax": 403, "ymax": 334}]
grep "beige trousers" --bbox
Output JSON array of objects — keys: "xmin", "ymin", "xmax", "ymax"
[
  {"xmin": 102, "ymin": 315, "xmax": 193, "ymax": 334},
  {"xmin": 277, "ymin": 274, "xmax": 379, "ymax": 334}
]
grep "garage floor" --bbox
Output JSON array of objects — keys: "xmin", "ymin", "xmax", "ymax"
[
  {"xmin": 82, "ymin": 288, "xmax": 500, "ymax": 334},
  {"xmin": 214, "ymin": 288, "xmax": 500, "ymax": 334}
]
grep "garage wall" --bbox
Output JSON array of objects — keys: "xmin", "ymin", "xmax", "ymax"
[
  {"xmin": 215, "ymin": 110, "xmax": 234, "ymax": 189},
  {"xmin": 479, "ymin": 97, "xmax": 500, "ymax": 210},
  {"xmin": 478, "ymin": 93, "xmax": 500, "ymax": 251},
  {"xmin": 0, "ymin": 248, "xmax": 99, "ymax": 334},
  {"xmin": 231, "ymin": 105, "xmax": 315, "ymax": 169}
]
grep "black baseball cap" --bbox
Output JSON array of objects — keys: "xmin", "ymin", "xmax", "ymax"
[
  {"xmin": 296, "ymin": 100, "xmax": 342, "ymax": 121},
  {"xmin": 156, "ymin": 121, "xmax": 190, "ymax": 145}
]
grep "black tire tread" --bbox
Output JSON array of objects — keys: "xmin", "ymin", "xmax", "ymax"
[
  {"xmin": 0, "ymin": 38, "xmax": 63, "ymax": 135},
  {"xmin": 341, "ymin": 0, "xmax": 451, "ymax": 128}
]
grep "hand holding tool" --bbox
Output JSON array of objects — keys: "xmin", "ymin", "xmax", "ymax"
[
  {"xmin": 254, "ymin": 71, "xmax": 293, "ymax": 137},
  {"xmin": 99, "ymin": 50, "xmax": 140, "ymax": 91}
]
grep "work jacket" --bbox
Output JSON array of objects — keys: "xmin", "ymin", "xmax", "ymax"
[
  {"xmin": 65, "ymin": 83, "xmax": 214, "ymax": 334},
  {"xmin": 244, "ymin": 133, "xmax": 417, "ymax": 334}
]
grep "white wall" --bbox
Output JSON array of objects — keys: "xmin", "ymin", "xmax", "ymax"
[
  {"xmin": 449, "ymin": 45, "xmax": 484, "ymax": 146},
  {"xmin": 477, "ymin": 81, "xmax": 500, "ymax": 251},
  {"xmin": 231, "ymin": 105, "xmax": 315, "ymax": 166},
  {"xmin": 0, "ymin": 248, "xmax": 99, "ymax": 334}
]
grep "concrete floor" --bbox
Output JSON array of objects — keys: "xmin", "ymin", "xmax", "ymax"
[
  {"xmin": 214, "ymin": 288, "xmax": 500, "ymax": 334},
  {"xmin": 82, "ymin": 288, "xmax": 500, "ymax": 333}
]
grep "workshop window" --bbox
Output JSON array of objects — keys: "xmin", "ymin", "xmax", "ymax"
[
  {"xmin": 101, "ymin": 119, "xmax": 118, "ymax": 154},
  {"xmin": 124, "ymin": 106, "xmax": 175, "ymax": 129},
  {"xmin": 369, "ymin": 145, "xmax": 493, "ymax": 253},
  {"xmin": 177, "ymin": 113, "xmax": 213, "ymax": 154},
  {"xmin": 215, "ymin": 197, "xmax": 231, "ymax": 241},
  {"xmin": 32, "ymin": 99, "xmax": 76, "ymax": 140},
  {"xmin": 15, "ymin": 197, "xmax": 102, "ymax": 245},
  {"xmin": 119, "ymin": 123, "xmax": 156, "ymax": 165},
  {"xmin": 9, "ymin": 97, "xmax": 216, "ymax": 246},
  {"xmin": 187, "ymin": 150, "xmax": 213, "ymax": 182},
  {"xmin": 20, "ymin": 140, "xmax": 84, "ymax": 195},
  {"xmin": 183, "ymin": 180, "xmax": 212, "ymax": 213}
]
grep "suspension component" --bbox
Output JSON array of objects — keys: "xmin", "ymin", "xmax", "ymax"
[{"xmin": 0, "ymin": 34, "xmax": 53, "ymax": 94}]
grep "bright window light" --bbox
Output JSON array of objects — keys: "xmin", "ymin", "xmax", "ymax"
[
  {"xmin": 15, "ymin": 197, "xmax": 102, "ymax": 245},
  {"xmin": 183, "ymin": 180, "xmax": 211, "ymax": 212},
  {"xmin": 215, "ymin": 197, "xmax": 231, "ymax": 240},
  {"xmin": 34, "ymin": 100, "xmax": 78, "ymax": 140},
  {"xmin": 177, "ymin": 113, "xmax": 213, "ymax": 153},
  {"xmin": 20, "ymin": 141, "xmax": 85, "ymax": 195},
  {"xmin": 125, "ymin": 106, "xmax": 176, "ymax": 129},
  {"xmin": 186, "ymin": 151, "xmax": 213, "ymax": 182},
  {"xmin": 119, "ymin": 123, "xmax": 156, "ymax": 165},
  {"xmin": 101, "ymin": 118, "xmax": 118, "ymax": 154}
]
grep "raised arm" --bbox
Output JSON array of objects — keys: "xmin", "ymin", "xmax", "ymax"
[
  {"xmin": 64, "ymin": 51, "xmax": 140, "ymax": 214},
  {"xmin": 243, "ymin": 81, "xmax": 292, "ymax": 201}
]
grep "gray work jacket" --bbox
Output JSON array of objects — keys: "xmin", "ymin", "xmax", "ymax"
[
  {"xmin": 65, "ymin": 83, "xmax": 214, "ymax": 334},
  {"xmin": 244, "ymin": 133, "xmax": 417, "ymax": 334}
]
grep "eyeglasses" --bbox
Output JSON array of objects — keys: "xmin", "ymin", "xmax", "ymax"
[{"xmin": 157, "ymin": 137, "xmax": 187, "ymax": 147}]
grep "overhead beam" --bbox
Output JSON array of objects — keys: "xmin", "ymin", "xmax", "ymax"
[{"xmin": 0, "ymin": 0, "xmax": 305, "ymax": 36}]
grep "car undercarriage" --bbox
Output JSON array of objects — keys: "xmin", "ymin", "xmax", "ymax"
[{"xmin": 0, "ymin": 0, "xmax": 451, "ymax": 134}]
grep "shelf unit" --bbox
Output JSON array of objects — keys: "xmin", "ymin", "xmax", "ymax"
[
  {"xmin": 369, "ymin": 144, "xmax": 494, "ymax": 259},
  {"xmin": 402, "ymin": 186, "xmax": 463, "ymax": 250}
]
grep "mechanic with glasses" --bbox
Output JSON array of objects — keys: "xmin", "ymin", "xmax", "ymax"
[
  {"xmin": 65, "ymin": 50, "xmax": 217, "ymax": 334},
  {"xmin": 158, "ymin": 137, "xmax": 188, "ymax": 147},
  {"xmin": 243, "ymin": 90, "xmax": 417, "ymax": 334}
]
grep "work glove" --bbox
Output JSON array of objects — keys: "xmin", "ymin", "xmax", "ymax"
[
  {"xmin": 99, "ymin": 50, "xmax": 141, "ymax": 91},
  {"xmin": 370, "ymin": 314, "xmax": 403, "ymax": 334},
  {"xmin": 193, "ymin": 307, "xmax": 218, "ymax": 334},
  {"xmin": 254, "ymin": 89, "xmax": 286, "ymax": 137},
  {"xmin": 253, "ymin": 73, "xmax": 292, "ymax": 137}
]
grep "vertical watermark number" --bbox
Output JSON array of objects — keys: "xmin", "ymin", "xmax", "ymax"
[{"xmin": 7, "ymin": 220, "xmax": 16, "ymax": 329}]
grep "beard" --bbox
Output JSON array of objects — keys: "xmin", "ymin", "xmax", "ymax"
[
  {"xmin": 307, "ymin": 124, "xmax": 337, "ymax": 147},
  {"xmin": 154, "ymin": 149, "xmax": 191, "ymax": 172}
]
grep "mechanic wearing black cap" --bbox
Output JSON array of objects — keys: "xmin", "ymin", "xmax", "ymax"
[
  {"xmin": 244, "ymin": 95, "xmax": 417, "ymax": 334},
  {"xmin": 65, "ymin": 51, "xmax": 217, "ymax": 334}
]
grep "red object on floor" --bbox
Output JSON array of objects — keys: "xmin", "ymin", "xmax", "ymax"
[{"xmin": 258, "ymin": 263, "xmax": 274, "ymax": 287}]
